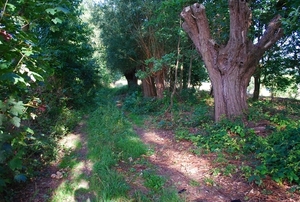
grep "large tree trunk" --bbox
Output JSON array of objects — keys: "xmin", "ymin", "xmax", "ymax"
[
  {"xmin": 181, "ymin": 1, "xmax": 283, "ymax": 121},
  {"xmin": 142, "ymin": 76, "xmax": 157, "ymax": 97},
  {"xmin": 124, "ymin": 71, "xmax": 138, "ymax": 90}
]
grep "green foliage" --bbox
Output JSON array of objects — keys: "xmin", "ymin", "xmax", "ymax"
[
  {"xmin": 122, "ymin": 91, "xmax": 168, "ymax": 114},
  {"xmin": 0, "ymin": 0, "xmax": 100, "ymax": 196},
  {"xmin": 147, "ymin": 92, "xmax": 300, "ymax": 186},
  {"xmin": 87, "ymin": 95, "xmax": 149, "ymax": 200},
  {"xmin": 52, "ymin": 108, "xmax": 82, "ymax": 136},
  {"xmin": 255, "ymin": 126, "xmax": 300, "ymax": 184},
  {"xmin": 143, "ymin": 170, "xmax": 166, "ymax": 192}
]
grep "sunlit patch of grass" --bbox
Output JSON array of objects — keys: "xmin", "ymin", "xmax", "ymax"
[
  {"xmin": 85, "ymin": 97, "xmax": 183, "ymax": 201},
  {"xmin": 86, "ymin": 104, "xmax": 148, "ymax": 201},
  {"xmin": 51, "ymin": 181, "xmax": 76, "ymax": 202}
]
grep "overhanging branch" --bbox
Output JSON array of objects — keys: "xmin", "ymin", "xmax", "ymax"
[
  {"xmin": 256, "ymin": 15, "xmax": 283, "ymax": 51},
  {"xmin": 180, "ymin": 3, "xmax": 215, "ymax": 68}
]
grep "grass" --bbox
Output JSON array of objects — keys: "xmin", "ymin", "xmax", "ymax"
[
  {"xmin": 50, "ymin": 88, "xmax": 183, "ymax": 201},
  {"xmin": 49, "ymin": 87, "xmax": 300, "ymax": 201},
  {"xmin": 119, "ymin": 88, "xmax": 300, "ymax": 187}
]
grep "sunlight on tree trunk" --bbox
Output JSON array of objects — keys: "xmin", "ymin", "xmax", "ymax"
[
  {"xmin": 154, "ymin": 70, "xmax": 165, "ymax": 99},
  {"xmin": 142, "ymin": 75, "xmax": 157, "ymax": 97},
  {"xmin": 181, "ymin": 0, "xmax": 283, "ymax": 121}
]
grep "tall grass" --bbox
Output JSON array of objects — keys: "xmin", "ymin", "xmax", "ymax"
[{"xmin": 87, "ymin": 104, "xmax": 147, "ymax": 201}]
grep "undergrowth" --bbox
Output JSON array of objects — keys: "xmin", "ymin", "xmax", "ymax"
[
  {"xmin": 122, "ymin": 89, "xmax": 300, "ymax": 188},
  {"xmin": 85, "ymin": 88, "xmax": 183, "ymax": 201},
  {"xmin": 3, "ymin": 104, "xmax": 82, "ymax": 200}
]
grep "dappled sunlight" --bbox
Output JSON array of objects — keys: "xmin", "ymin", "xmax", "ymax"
[
  {"xmin": 58, "ymin": 133, "xmax": 82, "ymax": 150},
  {"xmin": 77, "ymin": 179, "xmax": 89, "ymax": 189},
  {"xmin": 50, "ymin": 119, "xmax": 96, "ymax": 202},
  {"xmin": 71, "ymin": 160, "xmax": 94, "ymax": 179},
  {"xmin": 136, "ymin": 128, "xmax": 252, "ymax": 202}
]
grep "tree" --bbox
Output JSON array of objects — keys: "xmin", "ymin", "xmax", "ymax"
[
  {"xmin": 261, "ymin": 32, "xmax": 300, "ymax": 98},
  {"xmin": 249, "ymin": 0, "xmax": 300, "ymax": 100},
  {"xmin": 90, "ymin": 0, "xmax": 142, "ymax": 90},
  {"xmin": 181, "ymin": 1, "xmax": 283, "ymax": 121}
]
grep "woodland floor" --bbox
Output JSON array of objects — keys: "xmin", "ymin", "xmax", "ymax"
[{"xmin": 13, "ymin": 117, "xmax": 300, "ymax": 202}]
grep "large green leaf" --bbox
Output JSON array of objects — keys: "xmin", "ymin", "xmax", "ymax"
[
  {"xmin": 10, "ymin": 117, "xmax": 21, "ymax": 127},
  {"xmin": 52, "ymin": 17, "xmax": 62, "ymax": 24},
  {"xmin": 0, "ymin": 61, "xmax": 10, "ymax": 70},
  {"xmin": 8, "ymin": 156, "xmax": 22, "ymax": 170},
  {"xmin": 9, "ymin": 101, "xmax": 25, "ymax": 116},
  {"xmin": 0, "ymin": 100, "xmax": 7, "ymax": 112},
  {"xmin": 21, "ymin": 47, "xmax": 33, "ymax": 56},
  {"xmin": 0, "ymin": 73, "xmax": 27, "ymax": 85},
  {"xmin": 45, "ymin": 8, "xmax": 56, "ymax": 15}
]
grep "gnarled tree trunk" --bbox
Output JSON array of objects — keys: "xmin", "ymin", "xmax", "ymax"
[
  {"xmin": 142, "ymin": 76, "xmax": 156, "ymax": 97},
  {"xmin": 181, "ymin": 0, "xmax": 283, "ymax": 121}
]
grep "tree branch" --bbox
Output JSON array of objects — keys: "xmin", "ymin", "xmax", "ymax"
[
  {"xmin": 256, "ymin": 15, "xmax": 283, "ymax": 51},
  {"xmin": 180, "ymin": 3, "xmax": 216, "ymax": 68},
  {"xmin": 181, "ymin": 4, "xmax": 213, "ymax": 54},
  {"xmin": 228, "ymin": 0, "xmax": 252, "ymax": 45}
]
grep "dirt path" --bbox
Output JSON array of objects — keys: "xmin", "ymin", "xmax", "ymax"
[
  {"xmin": 133, "ymin": 126, "xmax": 300, "ymax": 202},
  {"xmin": 13, "ymin": 119, "xmax": 92, "ymax": 202},
  {"xmin": 13, "ymin": 119, "xmax": 300, "ymax": 202}
]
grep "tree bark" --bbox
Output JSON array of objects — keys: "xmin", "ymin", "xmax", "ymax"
[
  {"xmin": 154, "ymin": 70, "xmax": 165, "ymax": 99},
  {"xmin": 187, "ymin": 56, "xmax": 192, "ymax": 88},
  {"xmin": 181, "ymin": 0, "xmax": 283, "ymax": 121},
  {"xmin": 252, "ymin": 70, "xmax": 261, "ymax": 101},
  {"xmin": 142, "ymin": 76, "xmax": 156, "ymax": 97},
  {"xmin": 124, "ymin": 71, "xmax": 138, "ymax": 90}
]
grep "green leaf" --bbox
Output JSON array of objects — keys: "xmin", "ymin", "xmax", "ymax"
[
  {"xmin": 25, "ymin": 127, "xmax": 34, "ymax": 134},
  {"xmin": 0, "ymin": 100, "xmax": 7, "ymax": 112},
  {"xmin": 0, "ymin": 61, "xmax": 10, "ymax": 70},
  {"xmin": 50, "ymin": 26, "xmax": 59, "ymax": 32},
  {"xmin": 7, "ymin": 3, "xmax": 16, "ymax": 11},
  {"xmin": 0, "ymin": 73, "xmax": 27, "ymax": 85},
  {"xmin": 21, "ymin": 48, "xmax": 33, "ymax": 56},
  {"xmin": 9, "ymin": 101, "xmax": 25, "ymax": 116},
  {"xmin": 46, "ymin": 8, "xmax": 56, "ymax": 15},
  {"xmin": 0, "ymin": 114, "xmax": 5, "ymax": 126},
  {"xmin": 9, "ymin": 156, "xmax": 22, "ymax": 170},
  {"xmin": 10, "ymin": 117, "xmax": 21, "ymax": 127},
  {"xmin": 52, "ymin": 17, "xmax": 63, "ymax": 24}
]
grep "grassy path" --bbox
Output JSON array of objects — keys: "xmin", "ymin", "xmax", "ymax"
[
  {"xmin": 48, "ymin": 103, "xmax": 182, "ymax": 202},
  {"xmin": 14, "ymin": 89, "xmax": 300, "ymax": 202}
]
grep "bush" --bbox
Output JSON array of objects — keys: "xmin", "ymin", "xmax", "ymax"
[
  {"xmin": 255, "ymin": 126, "xmax": 300, "ymax": 184},
  {"xmin": 122, "ymin": 91, "xmax": 167, "ymax": 114}
]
